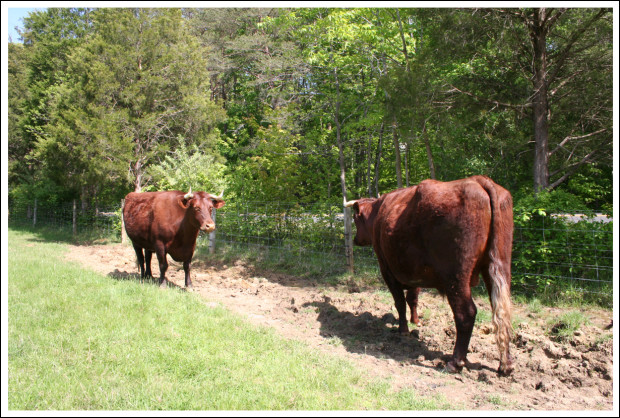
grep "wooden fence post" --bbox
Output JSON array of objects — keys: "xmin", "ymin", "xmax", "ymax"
[
  {"xmin": 33, "ymin": 198, "xmax": 37, "ymax": 228},
  {"xmin": 343, "ymin": 206, "xmax": 355, "ymax": 273},
  {"xmin": 72, "ymin": 199, "xmax": 77, "ymax": 236},
  {"xmin": 209, "ymin": 209, "xmax": 216, "ymax": 254},
  {"xmin": 121, "ymin": 199, "xmax": 127, "ymax": 244}
]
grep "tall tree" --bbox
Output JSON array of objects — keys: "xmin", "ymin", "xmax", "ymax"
[
  {"xmin": 10, "ymin": 8, "xmax": 93, "ymax": 200},
  {"xmin": 44, "ymin": 8, "xmax": 226, "ymax": 196},
  {"xmin": 430, "ymin": 8, "xmax": 612, "ymax": 193}
]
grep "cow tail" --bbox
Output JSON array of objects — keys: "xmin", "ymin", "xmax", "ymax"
[{"xmin": 476, "ymin": 176, "xmax": 514, "ymax": 374}]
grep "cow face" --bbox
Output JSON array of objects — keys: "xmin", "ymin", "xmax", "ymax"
[
  {"xmin": 181, "ymin": 192, "xmax": 225, "ymax": 233},
  {"xmin": 350, "ymin": 199, "xmax": 375, "ymax": 246}
]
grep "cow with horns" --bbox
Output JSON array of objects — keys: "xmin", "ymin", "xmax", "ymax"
[
  {"xmin": 345, "ymin": 175, "xmax": 514, "ymax": 375},
  {"xmin": 123, "ymin": 188, "xmax": 225, "ymax": 289}
]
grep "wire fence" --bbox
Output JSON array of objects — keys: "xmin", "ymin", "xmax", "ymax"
[{"xmin": 8, "ymin": 198, "xmax": 614, "ymax": 304}]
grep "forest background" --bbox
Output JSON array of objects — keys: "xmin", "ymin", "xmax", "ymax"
[{"xmin": 6, "ymin": 7, "xmax": 615, "ymax": 213}]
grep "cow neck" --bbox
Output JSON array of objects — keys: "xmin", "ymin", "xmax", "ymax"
[
  {"xmin": 177, "ymin": 206, "xmax": 201, "ymax": 244},
  {"xmin": 368, "ymin": 197, "xmax": 383, "ymax": 242}
]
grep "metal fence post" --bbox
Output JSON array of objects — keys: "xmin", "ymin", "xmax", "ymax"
[
  {"xmin": 209, "ymin": 209, "xmax": 217, "ymax": 254},
  {"xmin": 343, "ymin": 206, "xmax": 355, "ymax": 273},
  {"xmin": 72, "ymin": 199, "xmax": 77, "ymax": 236},
  {"xmin": 121, "ymin": 199, "xmax": 127, "ymax": 244},
  {"xmin": 33, "ymin": 198, "xmax": 37, "ymax": 228}
]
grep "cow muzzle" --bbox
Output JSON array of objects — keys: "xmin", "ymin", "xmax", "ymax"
[{"xmin": 201, "ymin": 223, "xmax": 216, "ymax": 233}]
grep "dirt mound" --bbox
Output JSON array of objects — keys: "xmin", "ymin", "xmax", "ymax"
[{"xmin": 65, "ymin": 243, "xmax": 614, "ymax": 411}]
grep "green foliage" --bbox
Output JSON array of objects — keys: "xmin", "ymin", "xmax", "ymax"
[
  {"xmin": 514, "ymin": 188, "xmax": 589, "ymax": 216},
  {"xmin": 147, "ymin": 140, "xmax": 228, "ymax": 194},
  {"xmin": 8, "ymin": 7, "xmax": 613, "ymax": 213},
  {"xmin": 512, "ymin": 191, "xmax": 613, "ymax": 306}
]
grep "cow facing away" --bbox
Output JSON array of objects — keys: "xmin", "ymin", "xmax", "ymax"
[
  {"xmin": 123, "ymin": 189, "xmax": 225, "ymax": 289},
  {"xmin": 345, "ymin": 175, "xmax": 514, "ymax": 376}
]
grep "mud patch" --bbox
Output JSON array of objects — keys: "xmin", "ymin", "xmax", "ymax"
[{"xmin": 65, "ymin": 244, "xmax": 614, "ymax": 410}]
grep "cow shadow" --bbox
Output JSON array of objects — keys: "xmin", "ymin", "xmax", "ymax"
[
  {"xmin": 107, "ymin": 269, "xmax": 185, "ymax": 291},
  {"xmin": 303, "ymin": 298, "xmax": 494, "ymax": 374}
]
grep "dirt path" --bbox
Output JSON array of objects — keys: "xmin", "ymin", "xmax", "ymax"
[{"xmin": 66, "ymin": 243, "xmax": 614, "ymax": 411}]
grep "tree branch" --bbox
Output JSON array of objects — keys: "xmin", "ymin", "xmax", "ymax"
[
  {"xmin": 547, "ymin": 9, "xmax": 609, "ymax": 87},
  {"xmin": 447, "ymin": 84, "xmax": 532, "ymax": 115},
  {"xmin": 549, "ymin": 128, "xmax": 607, "ymax": 157}
]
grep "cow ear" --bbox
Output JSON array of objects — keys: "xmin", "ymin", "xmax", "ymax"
[
  {"xmin": 213, "ymin": 199, "xmax": 225, "ymax": 209},
  {"xmin": 178, "ymin": 197, "xmax": 191, "ymax": 209}
]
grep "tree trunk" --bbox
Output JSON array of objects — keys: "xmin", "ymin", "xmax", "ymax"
[
  {"xmin": 531, "ymin": 9, "xmax": 551, "ymax": 193},
  {"xmin": 366, "ymin": 135, "xmax": 373, "ymax": 196},
  {"xmin": 133, "ymin": 159, "xmax": 143, "ymax": 192},
  {"xmin": 422, "ymin": 120, "xmax": 436, "ymax": 179},
  {"xmin": 374, "ymin": 121, "xmax": 384, "ymax": 197},
  {"xmin": 392, "ymin": 117, "xmax": 403, "ymax": 188},
  {"xmin": 333, "ymin": 68, "xmax": 354, "ymax": 273}
]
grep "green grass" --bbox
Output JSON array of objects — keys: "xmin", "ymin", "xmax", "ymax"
[
  {"xmin": 8, "ymin": 228, "xmax": 451, "ymax": 411},
  {"xmin": 546, "ymin": 311, "xmax": 590, "ymax": 342}
]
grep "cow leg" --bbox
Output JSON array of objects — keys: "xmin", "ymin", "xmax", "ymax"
[
  {"xmin": 379, "ymin": 265, "xmax": 409, "ymax": 335},
  {"xmin": 155, "ymin": 246, "xmax": 168, "ymax": 288},
  {"xmin": 386, "ymin": 279, "xmax": 409, "ymax": 335},
  {"xmin": 183, "ymin": 260, "xmax": 193, "ymax": 289},
  {"xmin": 445, "ymin": 285, "xmax": 477, "ymax": 373},
  {"xmin": 406, "ymin": 287, "xmax": 422, "ymax": 326},
  {"xmin": 132, "ymin": 244, "xmax": 146, "ymax": 280},
  {"xmin": 144, "ymin": 250, "xmax": 153, "ymax": 279}
]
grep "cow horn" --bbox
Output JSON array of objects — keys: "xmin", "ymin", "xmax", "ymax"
[
  {"xmin": 344, "ymin": 200, "xmax": 358, "ymax": 208},
  {"xmin": 207, "ymin": 190, "xmax": 224, "ymax": 201},
  {"xmin": 184, "ymin": 187, "xmax": 194, "ymax": 199}
]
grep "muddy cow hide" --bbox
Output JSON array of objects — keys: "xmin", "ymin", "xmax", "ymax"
[{"xmin": 346, "ymin": 175, "xmax": 514, "ymax": 375}]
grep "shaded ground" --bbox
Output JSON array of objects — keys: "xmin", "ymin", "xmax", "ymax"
[{"xmin": 66, "ymin": 243, "xmax": 614, "ymax": 411}]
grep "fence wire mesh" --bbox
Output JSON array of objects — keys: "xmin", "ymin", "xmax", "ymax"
[{"xmin": 8, "ymin": 198, "xmax": 613, "ymax": 302}]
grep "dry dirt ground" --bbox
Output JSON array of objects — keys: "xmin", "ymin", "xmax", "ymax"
[{"xmin": 66, "ymin": 243, "xmax": 614, "ymax": 411}]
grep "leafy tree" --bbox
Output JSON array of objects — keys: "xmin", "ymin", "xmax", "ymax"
[
  {"xmin": 36, "ymin": 8, "xmax": 226, "ymax": 204},
  {"xmin": 425, "ymin": 8, "xmax": 613, "ymax": 195},
  {"xmin": 231, "ymin": 123, "xmax": 302, "ymax": 202},
  {"xmin": 147, "ymin": 140, "xmax": 228, "ymax": 195},
  {"xmin": 10, "ymin": 8, "xmax": 94, "ymax": 201}
]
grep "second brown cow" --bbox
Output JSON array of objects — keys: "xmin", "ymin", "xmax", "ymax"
[{"xmin": 345, "ymin": 175, "xmax": 514, "ymax": 375}]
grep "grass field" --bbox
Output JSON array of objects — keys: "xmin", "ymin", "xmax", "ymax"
[{"xmin": 7, "ymin": 228, "xmax": 451, "ymax": 411}]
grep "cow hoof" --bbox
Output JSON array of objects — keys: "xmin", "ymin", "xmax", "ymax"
[
  {"xmin": 498, "ymin": 364, "xmax": 514, "ymax": 377},
  {"xmin": 444, "ymin": 360, "xmax": 463, "ymax": 374},
  {"xmin": 159, "ymin": 281, "xmax": 168, "ymax": 289}
]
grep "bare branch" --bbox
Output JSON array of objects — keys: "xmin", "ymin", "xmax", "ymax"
[
  {"xmin": 447, "ymin": 84, "xmax": 532, "ymax": 115},
  {"xmin": 549, "ymin": 128, "xmax": 607, "ymax": 157}
]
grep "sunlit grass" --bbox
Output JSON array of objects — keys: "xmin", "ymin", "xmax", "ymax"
[{"xmin": 8, "ymin": 228, "xmax": 451, "ymax": 411}]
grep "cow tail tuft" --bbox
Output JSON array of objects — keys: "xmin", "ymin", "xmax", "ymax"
[
  {"xmin": 488, "ymin": 256, "xmax": 513, "ymax": 373},
  {"xmin": 476, "ymin": 176, "xmax": 514, "ymax": 375}
]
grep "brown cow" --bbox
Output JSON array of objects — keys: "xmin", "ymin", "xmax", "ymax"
[
  {"xmin": 345, "ymin": 175, "xmax": 514, "ymax": 375},
  {"xmin": 123, "ymin": 188, "xmax": 225, "ymax": 289}
]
